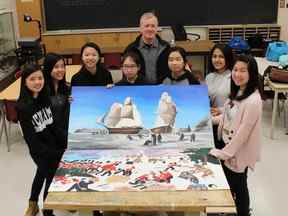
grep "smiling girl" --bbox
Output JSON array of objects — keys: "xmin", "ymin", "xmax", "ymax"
[
  {"xmin": 17, "ymin": 64, "xmax": 65, "ymax": 216},
  {"xmin": 209, "ymin": 55, "xmax": 263, "ymax": 216},
  {"xmin": 71, "ymin": 42, "xmax": 113, "ymax": 86},
  {"xmin": 162, "ymin": 46, "xmax": 199, "ymax": 85}
]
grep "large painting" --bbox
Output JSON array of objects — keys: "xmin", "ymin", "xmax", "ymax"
[{"xmin": 49, "ymin": 85, "xmax": 229, "ymax": 192}]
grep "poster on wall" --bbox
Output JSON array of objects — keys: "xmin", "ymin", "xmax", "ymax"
[{"xmin": 49, "ymin": 85, "xmax": 229, "ymax": 192}]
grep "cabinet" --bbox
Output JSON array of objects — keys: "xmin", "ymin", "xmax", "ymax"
[
  {"xmin": 0, "ymin": 12, "xmax": 18, "ymax": 91},
  {"xmin": 208, "ymin": 24, "xmax": 281, "ymax": 44}
]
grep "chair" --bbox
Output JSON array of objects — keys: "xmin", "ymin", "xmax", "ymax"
[
  {"xmin": 171, "ymin": 24, "xmax": 200, "ymax": 41},
  {"xmin": 0, "ymin": 101, "xmax": 9, "ymax": 150},
  {"xmin": 104, "ymin": 53, "xmax": 121, "ymax": 69},
  {"xmin": 14, "ymin": 69, "xmax": 22, "ymax": 79},
  {"xmin": 259, "ymin": 73, "xmax": 287, "ymax": 122},
  {"xmin": 1, "ymin": 70, "xmax": 23, "ymax": 151},
  {"xmin": 3, "ymin": 99, "xmax": 22, "ymax": 152}
]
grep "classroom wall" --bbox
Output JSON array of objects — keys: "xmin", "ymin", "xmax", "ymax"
[
  {"xmin": 278, "ymin": 3, "xmax": 288, "ymax": 41},
  {"xmin": 15, "ymin": 0, "xmax": 288, "ymax": 52},
  {"xmin": 15, "ymin": 0, "xmax": 139, "ymax": 52},
  {"xmin": 0, "ymin": 0, "xmax": 18, "ymax": 39}
]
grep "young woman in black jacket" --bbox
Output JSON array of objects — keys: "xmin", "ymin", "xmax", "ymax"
[
  {"xmin": 43, "ymin": 53, "xmax": 71, "ymax": 147},
  {"xmin": 162, "ymin": 46, "xmax": 200, "ymax": 85},
  {"xmin": 71, "ymin": 42, "xmax": 113, "ymax": 86},
  {"xmin": 17, "ymin": 64, "xmax": 65, "ymax": 216}
]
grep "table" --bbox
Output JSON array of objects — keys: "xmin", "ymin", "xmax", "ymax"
[
  {"xmin": 59, "ymin": 40, "xmax": 214, "ymax": 57},
  {"xmin": 267, "ymin": 80, "xmax": 288, "ymax": 139},
  {"xmin": 255, "ymin": 57, "xmax": 288, "ymax": 139},
  {"xmin": 59, "ymin": 40, "xmax": 214, "ymax": 72},
  {"xmin": 45, "ymin": 190, "xmax": 235, "ymax": 216},
  {"xmin": 65, "ymin": 65, "xmax": 81, "ymax": 83},
  {"xmin": 44, "ymin": 83, "xmax": 235, "ymax": 216},
  {"xmin": 176, "ymin": 40, "xmax": 214, "ymax": 73}
]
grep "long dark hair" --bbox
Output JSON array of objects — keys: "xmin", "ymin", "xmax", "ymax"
[
  {"xmin": 43, "ymin": 53, "xmax": 69, "ymax": 96},
  {"xmin": 18, "ymin": 64, "xmax": 49, "ymax": 105},
  {"xmin": 230, "ymin": 54, "xmax": 261, "ymax": 101},
  {"xmin": 208, "ymin": 43, "xmax": 233, "ymax": 72}
]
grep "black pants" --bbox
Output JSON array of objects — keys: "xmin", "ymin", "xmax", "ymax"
[
  {"xmin": 222, "ymin": 164, "xmax": 250, "ymax": 216},
  {"xmin": 29, "ymin": 167, "xmax": 55, "ymax": 202},
  {"xmin": 29, "ymin": 154, "xmax": 62, "ymax": 216}
]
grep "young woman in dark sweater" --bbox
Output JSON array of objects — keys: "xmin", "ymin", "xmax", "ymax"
[
  {"xmin": 17, "ymin": 64, "xmax": 65, "ymax": 216},
  {"xmin": 43, "ymin": 53, "xmax": 71, "ymax": 147},
  {"xmin": 162, "ymin": 46, "xmax": 199, "ymax": 85},
  {"xmin": 71, "ymin": 42, "xmax": 113, "ymax": 86},
  {"xmin": 116, "ymin": 51, "xmax": 147, "ymax": 85}
]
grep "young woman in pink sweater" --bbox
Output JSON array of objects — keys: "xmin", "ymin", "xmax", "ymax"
[{"xmin": 209, "ymin": 54, "xmax": 263, "ymax": 216}]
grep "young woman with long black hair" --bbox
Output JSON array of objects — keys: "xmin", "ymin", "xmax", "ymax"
[{"xmin": 17, "ymin": 64, "xmax": 65, "ymax": 216}]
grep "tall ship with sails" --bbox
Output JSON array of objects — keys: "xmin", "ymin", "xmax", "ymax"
[
  {"xmin": 151, "ymin": 92, "xmax": 177, "ymax": 134},
  {"xmin": 97, "ymin": 97, "xmax": 143, "ymax": 134}
]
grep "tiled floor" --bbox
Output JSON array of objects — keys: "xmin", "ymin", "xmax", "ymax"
[{"xmin": 0, "ymin": 101, "xmax": 287, "ymax": 216}]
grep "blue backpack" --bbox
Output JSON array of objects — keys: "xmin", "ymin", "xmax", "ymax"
[
  {"xmin": 265, "ymin": 42, "xmax": 288, "ymax": 62},
  {"xmin": 279, "ymin": 54, "xmax": 288, "ymax": 69},
  {"xmin": 228, "ymin": 36, "xmax": 250, "ymax": 51}
]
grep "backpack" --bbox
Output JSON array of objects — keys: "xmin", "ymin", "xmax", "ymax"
[
  {"xmin": 228, "ymin": 36, "xmax": 250, "ymax": 52},
  {"xmin": 265, "ymin": 41, "xmax": 288, "ymax": 62},
  {"xmin": 247, "ymin": 33, "xmax": 265, "ymax": 49},
  {"xmin": 279, "ymin": 54, "xmax": 288, "ymax": 69}
]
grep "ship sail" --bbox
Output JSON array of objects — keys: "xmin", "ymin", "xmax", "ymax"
[
  {"xmin": 115, "ymin": 97, "xmax": 142, "ymax": 128},
  {"xmin": 97, "ymin": 97, "xmax": 143, "ymax": 134},
  {"xmin": 153, "ymin": 92, "xmax": 177, "ymax": 133}
]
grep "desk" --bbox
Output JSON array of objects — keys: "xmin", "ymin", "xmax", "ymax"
[
  {"xmin": 267, "ymin": 80, "xmax": 288, "ymax": 139},
  {"xmin": 255, "ymin": 57, "xmax": 288, "ymax": 139},
  {"xmin": 176, "ymin": 40, "xmax": 214, "ymax": 73},
  {"xmin": 45, "ymin": 190, "xmax": 234, "ymax": 216},
  {"xmin": 60, "ymin": 40, "xmax": 214, "ymax": 56},
  {"xmin": 44, "ymin": 84, "xmax": 235, "ymax": 216},
  {"xmin": 175, "ymin": 40, "xmax": 214, "ymax": 54},
  {"xmin": 0, "ymin": 78, "xmax": 21, "ymax": 101},
  {"xmin": 65, "ymin": 65, "xmax": 81, "ymax": 83}
]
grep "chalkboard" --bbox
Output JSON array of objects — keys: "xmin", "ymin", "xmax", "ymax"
[{"xmin": 43, "ymin": 0, "xmax": 278, "ymax": 31}]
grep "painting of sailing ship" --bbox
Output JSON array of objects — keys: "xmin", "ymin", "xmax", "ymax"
[
  {"xmin": 49, "ymin": 85, "xmax": 230, "ymax": 193},
  {"xmin": 68, "ymin": 85, "xmax": 213, "ymax": 150}
]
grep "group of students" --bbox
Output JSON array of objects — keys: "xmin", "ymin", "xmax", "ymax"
[{"xmin": 19, "ymin": 12, "xmax": 262, "ymax": 216}]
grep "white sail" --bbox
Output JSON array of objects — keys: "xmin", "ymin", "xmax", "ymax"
[
  {"xmin": 98, "ymin": 102, "xmax": 122, "ymax": 127},
  {"xmin": 154, "ymin": 92, "xmax": 177, "ymax": 128},
  {"xmin": 115, "ymin": 97, "xmax": 143, "ymax": 128}
]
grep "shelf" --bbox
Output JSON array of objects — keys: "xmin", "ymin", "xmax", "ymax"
[{"xmin": 208, "ymin": 24, "xmax": 281, "ymax": 43}]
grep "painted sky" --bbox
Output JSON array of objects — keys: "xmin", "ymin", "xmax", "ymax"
[{"xmin": 69, "ymin": 85, "xmax": 210, "ymax": 132}]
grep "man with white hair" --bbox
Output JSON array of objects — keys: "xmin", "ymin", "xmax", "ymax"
[{"xmin": 124, "ymin": 12, "xmax": 170, "ymax": 84}]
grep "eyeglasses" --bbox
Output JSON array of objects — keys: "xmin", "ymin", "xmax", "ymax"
[{"xmin": 122, "ymin": 65, "xmax": 138, "ymax": 69}]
